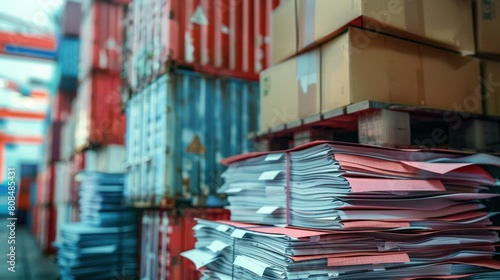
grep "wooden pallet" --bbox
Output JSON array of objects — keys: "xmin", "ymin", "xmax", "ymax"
[{"xmin": 250, "ymin": 101, "xmax": 500, "ymax": 152}]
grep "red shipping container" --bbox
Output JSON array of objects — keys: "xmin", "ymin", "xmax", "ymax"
[
  {"xmin": 75, "ymin": 72, "xmax": 125, "ymax": 151},
  {"xmin": 18, "ymin": 177, "xmax": 34, "ymax": 211},
  {"xmin": 124, "ymin": 0, "xmax": 283, "ymax": 89},
  {"xmin": 37, "ymin": 205, "xmax": 57, "ymax": 254},
  {"xmin": 51, "ymin": 91, "xmax": 76, "ymax": 122},
  {"xmin": 80, "ymin": 1, "xmax": 124, "ymax": 79},
  {"xmin": 46, "ymin": 121, "xmax": 64, "ymax": 163},
  {"xmin": 139, "ymin": 208, "xmax": 230, "ymax": 280},
  {"xmin": 35, "ymin": 165, "xmax": 56, "ymax": 206}
]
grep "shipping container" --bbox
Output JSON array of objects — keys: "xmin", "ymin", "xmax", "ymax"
[
  {"xmin": 61, "ymin": 103, "xmax": 77, "ymax": 161},
  {"xmin": 51, "ymin": 91, "xmax": 76, "ymax": 122},
  {"xmin": 36, "ymin": 164, "xmax": 56, "ymax": 205},
  {"xmin": 79, "ymin": 1, "xmax": 124, "ymax": 79},
  {"xmin": 18, "ymin": 164, "xmax": 38, "ymax": 225},
  {"xmin": 36, "ymin": 204, "xmax": 57, "ymax": 254},
  {"xmin": 75, "ymin": 72, "xmax": 126, "ymax": 151},
  {"xmin": 125, "ymin": 71, "xmax": 259, "ymax": 207},
  {"xmin": 0, "ymin": 88, "xmax": 49, "ymax": 115},
  {"xmin": 123, "ymin": 0, "xmax": 283, "ymax": 90},
  {"xmin": 82, "ymin": 145, "xmax": 126, "ymax": 173},
  {"xmin": 54, "ymin": 161, "xmax": 72, "ymax": 204},
  {"xmin": 1, "ymin": 142, "xmax": 43, "ymax": 183},
  {"xmin": 55, "ymin": 202, "xmax": 74, "ymax": 244},
  {"xmin": 62, "ymin": 1, "xmax": 82, "ymax": 37},
  {"xmin": 45, "ymin": 121, "xmax": 64, "ymax": 163},
  {"xmin": 58, "ymin": 37, "xmax": 80, "ymax": 90},
  {"xmin": 0, "ymin": 119, "xmax": 44, "ymax": 139},
  {"xmin": 31, "ymin": 204, "xmax": 39, "ymax": 237},
  {"xmin": 81, "ymin": 0, "xmax": 131, "ymax": 14},
  {"xmin": 139, "ymin": 208, "xmax": 229, "ymax": 280}
]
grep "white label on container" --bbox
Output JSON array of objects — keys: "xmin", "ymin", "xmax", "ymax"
[{"xmin": 190, "ymin": 5, "xmax": 209, "ymax": 25}]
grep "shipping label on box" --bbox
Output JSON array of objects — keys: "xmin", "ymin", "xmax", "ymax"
[{"xmin": 260, "ymin": 50, "xmax": 321, "ymax": 129}]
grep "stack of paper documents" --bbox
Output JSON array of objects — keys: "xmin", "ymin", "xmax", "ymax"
[
  {"xmin": 56, "ymin": 172, "xmax": 137, "ymax": 280},
  {"xmin": 181, "ymin": 141, "xmax": 500, "ymax": 279},
  {"xmin": 182, "ymin": 219, "xmax": 500, "ymax": 279},
  {"xmin": 78, "ymin": 172, "xmax": 136, "ymax": 227},
  {"xmin": 218, "ymin": 142, "xmax": 500, "ymax": 230}
]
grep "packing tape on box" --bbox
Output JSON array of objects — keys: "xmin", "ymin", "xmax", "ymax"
[
  {"xmin": 296, "ymin": 50, "xmax": 319, "ymax": 117},
  {"xmin": 404, "ymin": 0, "xmax": 425, "ymax": 35},
  {"xmin": 298, "ymin": 0, "xmax": 316, "ymax": 49}
]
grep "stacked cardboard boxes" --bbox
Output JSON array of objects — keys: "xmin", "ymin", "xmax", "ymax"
[{"xmin": 261, "ymin": 0, "xmax": 500, "ymax": 130}]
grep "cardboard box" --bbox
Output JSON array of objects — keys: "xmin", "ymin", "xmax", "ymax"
[
  {"xmin": 483, "ymin": 60, "xmax": 500, "ymax": 116},
  {"xmin": 299, "ymin": 0, "xmax": 475, "ymax": 54},
  {"xmin": 271, "ymin": 0, "xmax": 297, "ymax": 65},
  {"xmin": 475, "ymin": 0, "xmax": 500, "ymax": 56},
  {"xmin": 321, "ymin": 28, "xmax": 481, "ymax": 113},
  {"xmin": 260, "ymin": 49, "xmax": 321, "ymax": 129}
]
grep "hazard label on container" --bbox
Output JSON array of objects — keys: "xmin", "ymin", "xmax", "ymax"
[
  {"xmin": 190, "ymin": 4, "xmax": 209, "ymax": 25},
  {"xmin": 187, "ymin": 135, "xmax": 206, "ymax": 154}
]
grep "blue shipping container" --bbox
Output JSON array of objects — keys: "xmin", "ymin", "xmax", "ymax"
[
  {"xmin": 58, "ymin": 36, "xmax": 80, "ymax": 89},
  {"xmin": 125, "ymin": 70, "xmax": 260, "ymax": 207}
]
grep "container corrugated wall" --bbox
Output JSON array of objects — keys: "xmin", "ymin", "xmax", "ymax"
[
  {"xmin": 124, "ymin": 0, "xmax": 283, "ymax": 90},
  {"xmin": 51, "ymin": 91, "xmax": 76, "ymax": 122},
  {"xmin": 125, "ymin": 70, "xmax": 259, "ymax": 207},
  {"xmin": 61, "ymin": 109, "xmax": 76, "ymax": 162},
  {"xmin": 62, "ymin": 2, "xmax": 82, "ymax": 37},
  {"xmin": 58, "ymin": 37, "xmax": 80, "ymax": 79},
  {"xmin": 75, "ymin": 72, "xmax": 125, "ymax": 151},
  {"xmin": 139, "ymin": 208, "xmax": 230, "ymax": 280},
  {"xmin": 79, "ymin": 1, "xmax": 124, "ymax": 79}
]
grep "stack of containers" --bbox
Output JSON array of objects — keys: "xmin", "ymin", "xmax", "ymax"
[
  {"xmin": 74, "ymin": 0, "xmax": 126, "ymax": 153},
  {"xmin": 34, "ymin": 1, "xmax": 82, "ymax": 255},
  {"xmin": 122, "ymin": 0, "xmax": 283, "ymax": 278},
  {"xmin": 48, "ymin": 0, "xmax": 131, "ymax": 257},
  {"xmin": 2, "ymin": 91, "xmax": 50, "ymax": 253},
  {"xmin": 65, "ymin": 0, "xmax": 129, "ymax": 236}
]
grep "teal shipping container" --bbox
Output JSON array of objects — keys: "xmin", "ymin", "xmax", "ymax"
[
  {"xmin": 58, "ymin": 36, "xmax": 80, "ymax": 90},
  {"xmin": 125, "ymin": 70, "xmax": 259, "ymax": 208}
]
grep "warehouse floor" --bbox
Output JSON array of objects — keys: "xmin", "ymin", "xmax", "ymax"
[{"xmin": 0, "ymin": 226, "xmax": 60, "ymax": 280}]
